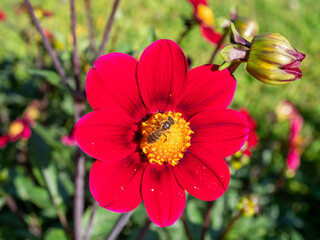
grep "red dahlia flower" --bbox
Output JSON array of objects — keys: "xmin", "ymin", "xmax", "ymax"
[
  {"xmin": 187, "ymin": 0, "xmax": 222, "ymax": 44},
  {"xmin": 74, "ymin": 39, "xmax": 249, "ymax": 227}
]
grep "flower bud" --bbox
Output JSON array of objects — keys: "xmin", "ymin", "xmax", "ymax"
[
  {"xmin": 196, "ymin": 4, "xmax": 214, "ymax": 27},
  {"xmin": 246, "ymin": 33, "xmax": 305, "ymax": 85},
  {"xmin": 232, "ymin": 17, "xmax": 259, "ymax": 42}
]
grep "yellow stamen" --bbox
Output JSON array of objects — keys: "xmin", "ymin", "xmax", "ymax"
[
  {"xmin": 8, "ymin": 121, "xmax": 24, "ymax": 138},
  {"xmin": 196, "ymin": 4, "xmax": 215, "ymax": 27},
  {"xmin": 140, "ymin": 111, "xmax": 193, "ymax": 166}
]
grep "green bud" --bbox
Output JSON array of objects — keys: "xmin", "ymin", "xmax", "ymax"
[
  {"xmin": 246, "ymin": 33, "xmax": 305, "ymax": 85},
  {"xmin": 233, "ymin": 17, "xmax": 259, "ymax": 42}
]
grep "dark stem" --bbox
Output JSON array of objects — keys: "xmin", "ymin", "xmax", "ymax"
[
  {"xmin": 228, "ymin": 62, "xmax": 241, "ymax": 74},
  {"xmin": 70, "ymin": 0, "xmax": 81, "ymax": 92},
  {"xmin": 208, "ymin": 28, "xmax": 229, "ymax": 64},
  {"xmin": 74, "ymin": 101, "xmax": 86, "ymax": 240},
  {"xmin": 135, "ymin": 219, "xmax": 151, "ymax": 240},
  {"xmin": 180, "ymin": 212, "xmax": 193, "ymax": 240},
  {"xmin": 84, "ymin": 0, "xmax": 95, "ymax": 54},
  {"xmin": 84, "ymin": 200, "xmax": 99, "ymax": 240},
  {"xmin": 95, "ymin": 0, "xmax": 121, "ymax": 60},
  {"xmin": 6, "ymin": 195, "xmax": 42, "ymax": 237},
  {"xmin": 176, "ymin": 19, "xmax": 195, "ymax": 45},
  {"xmin": 24, "ymin": 0, "xmax": 72, "ymax": 93},
  {"xmin": 201, "ymin": 201, "xmax": 215, "ymax": 240},
  {"xmin": 217, "ymin": 211, "xmax": 243, "ymax": 240},
  {"xmin": 105, "ymin": 211, "xmax": 134, "ymax": 240}
]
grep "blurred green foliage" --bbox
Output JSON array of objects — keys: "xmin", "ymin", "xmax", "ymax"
[{"xmin": 0, "ymin": 0, "xmax": 319, "ymax": 239}]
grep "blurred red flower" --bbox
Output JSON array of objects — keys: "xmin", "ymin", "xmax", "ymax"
[
  {"xmin": 0, "ymin": 135, "xmax": 9, "ymax": 148},
  {"xmin": 287, "ymin": 115, "xmax": 303, "ymax": 173},
  {"xmin": 276, "ymin": 100, "xmax": 299, "ymax": 121},
  {"xmin": 187, "ymin": 0, "xmax": 222, "ymax": 44},
  {"xmin": 239, "ymin": 108, "xmax": 258, "ymax": 157},
  {"xmin": 74, "ymin": 39, "xmax": 249, "ymax": 227},
  {"xmin": 8, "ymin": 118, "xmax": 31, "ymax": 142},
  {"xmin": 0, "ymin": 9, "xmax": 6, "ymax": 22},
  {"xmin": 61, "ymin": 133, "xmax": 76, "ymax": 147},
  {"xmin": 15, "ymin": 3, "xmax": 53, "ymax": 19},
  {"xmin": 227, "ymin": 108, "xmax": 258, "ymax": 170}
]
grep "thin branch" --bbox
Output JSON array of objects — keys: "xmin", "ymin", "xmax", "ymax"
[
  {"xmin": 180, "ymin": 212, "xmax": 193, "ymax": 240},
  {"xmin": 217, "ymin": 211, "xmax": 243, "ymax": 240},
  {"xmin": 135, "ymin": 219, "xmax": 151, "ymax": 240},
  {"xmin": 84, "ymin": 200, "xmax": 99, "ymax": 240},
  {"xmin": 84, "ymin": 0, "xmax": 95, "ymax": 54},
  {"xmin": 74, "ymin": 147, "xmax": 86, "ymax": 240},
  {"xmin": 74, "ymin": 101, "xmax": 86, "ymax": 240},
  {"xmin": 176, "ymin": 19, "xmax": 195, "ymax": 45},
  {"xmin": 208, "ymin": 28, "xmax": 229, "ymax": 64},
  {"xmin": 70, "ymin": 0, "xmax": 81, "ymax": 92},
  {"xmin": 95, "ymin": 0, "xmax": 121, "ymax": 60},
  {"xmin": 105, "ymin": 211, "xmax": 134, "ymax": 240},
  {"xmin": 6, "ymin": 195, "xmax": 42, "ymax": 237},
  {"xmin": 201, "ymin": 201, "xmax": 215, "ymax": 240},
  {"xmin": 24, "ymin": 0, "xmax": 71, "ymax": 91}
]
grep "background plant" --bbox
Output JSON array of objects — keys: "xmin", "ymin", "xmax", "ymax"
[{"xmin": 0, "ymin": 0, "xmax": 319, "ymax": 239}]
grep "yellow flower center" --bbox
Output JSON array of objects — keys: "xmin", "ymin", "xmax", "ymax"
[
  {"xmin": 8, "ymin": 121, "xmax": 24, "ymax": 138},
  {"xmin": 140, "ymin": 111, "xmax": 193, "ymax": 166},
  {"xmin": 24, "ymin": 106, "xmax": 40, "ymax": 121},
  {"xmin": 196, "ymin": 4, "xmax": 215, "ymax": 27}
]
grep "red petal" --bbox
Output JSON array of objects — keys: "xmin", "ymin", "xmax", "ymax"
[
  {"xmin": 73, "ymin": 107, "xmax": 138, "ymax": 162},
  {"xmin": 189, "ymin": 109, "xmax": 249, "ymax": 158},
  {"xmin": 142, "ymin": 164, "xmax": 186, "ymax": 227},
  {"xmin": 188, "ymin": 0, "xmax": 207, "ymax": 7},
  {"xmin": 89, "ymin": 153, "xmax": 147, "ymax": 212},
  {"xmin": 0, "ymin": 135, "xmax": 9, "ymax": 148},
  {"xmin": 177, "ymin": 65, "xmax": 236, "ymax": 120},
  {"xmin": 287, "ymin": 149, "xmax": 300, "ymax": 171},
  {"xmin": 86, "ymin": 53, "xmax": 147, "ymax": 121},
  {"xmin": 21, "ymin": 124, "xmax": 31, "ymax": 140},
  {"xmin": 174, "ymin": 151, "xmax": 229, "ymax": 201},
  {"xmin": 201, "ymin": 26, "xmax": 222, "ymax": 45},
  {"xmin": 137, "ymin": 39, "xmax": 188, "ymax": 112}
]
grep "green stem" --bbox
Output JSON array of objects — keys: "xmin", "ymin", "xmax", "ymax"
[
  {"xmin": 228, "ymin": 62, "xmax": 241, "ymax": 74},
  {"xmin": 201, "ymin": 201, "xmax": 215, "ymax": 240},
  {"xmin": 208, "ymin": 27, "xmax": 229, "ymax": 64},
  {"xmin": 176, "ymin": 19, "xmax": 195, "ymax": 45},
  {"xmin": 217, "ymin": 211, "xmax": 243, "ymax": 240}
]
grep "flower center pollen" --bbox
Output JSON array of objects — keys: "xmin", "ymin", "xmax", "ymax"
[
  {"xmin": 140, "ymin": 111, "xmax": 193, "ymax": 166},
  {"xmin": 8, "ymin": 121, "xmax": 24, "ymax": 138},
  {"xmin": 196, "ymin": 4, "xmax": 215, "ymax": 27}
]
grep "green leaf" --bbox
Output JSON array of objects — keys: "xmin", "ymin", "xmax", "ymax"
[
  {"xmin": 28, "ymin": 69, "xmax": 61, "ymax": 86},
  {"xmin": 14, "ymin": 175, "xmax": 52, "ymax": 209},
  {"xmin": 33, "ymin": 123, "xmax": 62, "ymax": 149},
  {"xmin": 28, "ymin": 130, "xmax": 61, "ymax": 205},
  {"xmin": 211, "ymin": 197, "xmax": 225, "ymax": 230},
  {"xmin": 82, "ymin": 205, "xmax": 120, "ymax": 239},
  {"xmin": 45, "ymin": 228, "xmax": 68, "ymax": 240}
]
